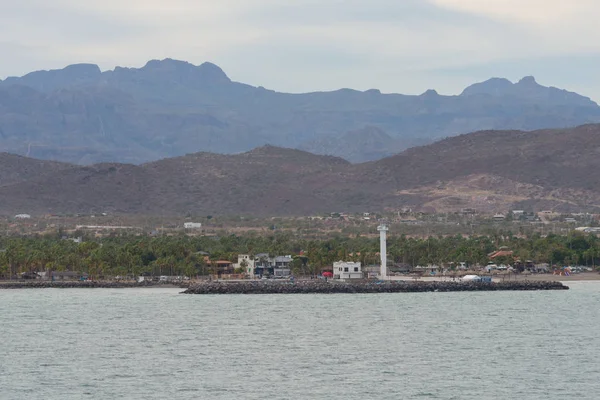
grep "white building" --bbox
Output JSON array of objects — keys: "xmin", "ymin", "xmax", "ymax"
[
  {"xmin": 333, "ymin": 261, "xmax": 363, "ymax": 280},
  {"xmin": 184, "ymin": 222, "xmax": 202, "ymax": 229},
  {"xmin": 235, "ymin": 254, "xmax": 294, "ymax": 277},
  {"xmin": 493, "ymin": 214, "xmax": 506, "ymax": 221},
  {"xmin": 14, "ymin": 214, "xmax": 31, "ymax": 219},
  {"xmin": 234, "ymin": 254, "xmax": 256, "ymax": 276}
]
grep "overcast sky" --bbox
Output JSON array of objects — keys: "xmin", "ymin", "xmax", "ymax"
[{"xmin": 2, "ymin": 0, "xmax": 600, "ymax": 100}]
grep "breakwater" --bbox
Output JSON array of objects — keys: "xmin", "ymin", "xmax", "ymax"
[
  {"xmin": 0, "ymin": 281, "xmax": 188, "ymax": 289},
  {"xmin": 182, "ymin": 280, "xmax": 568, "ymax": 294}
]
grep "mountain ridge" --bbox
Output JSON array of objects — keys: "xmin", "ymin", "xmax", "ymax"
[
  {"xmin": 2, "ymin": 124, "xmax": 600, "ymax": 216},
  {"xmin": 4, "ymin": 61, "xmax": 593, "ymax": 103},
  {"xmin": 1, "ymin": 59, "xmax": 600, "ymax": 164}
]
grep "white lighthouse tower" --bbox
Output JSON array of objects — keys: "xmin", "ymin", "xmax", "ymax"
[{"xmin": 377, "ymin": 222, "xmax": 389, "ymax": 279}]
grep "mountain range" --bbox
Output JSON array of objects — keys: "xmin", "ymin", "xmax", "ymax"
[
  {"xmin": 1, "ymin": 59, "xmax": 600, "ymax": 164},
  {"xmin": 2, "ymin": 124, "xmax": 600, "ymax": 216}
]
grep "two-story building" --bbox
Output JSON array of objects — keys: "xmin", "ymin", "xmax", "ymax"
[
  {"xmin": 333, "ymin": 261, "xmax": 363, "ymax": 280},
  {"xmin": 253, "ymin": 254, "xmax": 293, "ymax": 277},
  {"xmin": 234, "ymin": 254, "xmax": 256, "ymax": 276},
  {"xmin": 206, "ymin": 260, "xmax": 234, "ymax": 277}
]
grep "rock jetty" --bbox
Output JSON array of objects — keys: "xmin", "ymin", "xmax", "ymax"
[
  {"xmin": 182, "ymin": 280, "xmax": 568, "ymax": 295},
  {"xmin": 0, "ymin": 281, "xmax": 188, "ymax": 289}
]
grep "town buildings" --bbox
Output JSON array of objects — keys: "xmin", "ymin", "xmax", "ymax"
[
  {"xmin": 333, "ymin": 261, "xmax": 363, "ymax": 280},
  {"xmin": 234, "ymin": 254, "xmax": 293, "ymax": 277}
]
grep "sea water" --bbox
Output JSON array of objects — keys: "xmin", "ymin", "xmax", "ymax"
[{"xmin": 1, "ymin": 283, "xmax": 599, "ymax": 399}]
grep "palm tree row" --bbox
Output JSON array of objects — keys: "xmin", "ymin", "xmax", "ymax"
[{"xmin": 1, "ymin": 230, "xmax": 599, "ymax": 278}]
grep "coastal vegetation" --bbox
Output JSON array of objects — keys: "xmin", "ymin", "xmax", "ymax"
[{"xmin": 1, "ymin": 230, "xmax": 600, "ymax": 279}]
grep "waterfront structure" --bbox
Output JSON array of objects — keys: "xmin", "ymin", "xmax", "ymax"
[
  {"xmin": 251, "ymin": 254, "xmax": 293, "ymax": 277},
  {"xmin": 209, "ymin": 260, "xmax": 234, "ymax": 277},
  {"xmin": 184, "ymin": 222, "xmax": 202, "ymax": 229},
  {"xmin": 273, "ymin": 267, "xmax": 291, "ymax": 277},
  {"xmin": 14, "ymin": 214, "xmax": 31, "ymax": 219},
  {"xmin": 377, "ymin": 223, "xmax": 389, "ymax": 279},
  {"xmin": 333, "ymin": 261, "xmax": 362, "ymax": 280},
  {"xmin": 50, "ymin": 271, "xmax": 89, "ymax": 281},
  {"xmin": 234, "ymin": 254, "xmax": 256, "ymax": 276}
]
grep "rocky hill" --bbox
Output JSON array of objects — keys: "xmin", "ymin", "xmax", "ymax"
[
  {"xmin": 0, "ymin": 152, "xmax": 74, "ymax": 187},
  {"xmin": 1, "ymin": 59, "xmax": 599, "ymax": 164},
  {"xmin": 1, "ymin": 124, "xmax": 600, "ymax": 216}
]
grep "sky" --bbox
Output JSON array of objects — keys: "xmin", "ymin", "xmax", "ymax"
[{"xmin": 1, "ymin": 0, "xmax": 600, "ymax": 100}]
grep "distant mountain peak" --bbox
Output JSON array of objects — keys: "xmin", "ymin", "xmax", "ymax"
[
  {"xmin": 23, "ymin": 63, "xmax": 102, "ymax": 77},
  {"xmin": 2, "ymin": 63, "xmax": 102, "ymax": 91},
  {"xmin": 137, "ymin": 58, "xmax": 230, "ymax": 84},
  {"xmin": 460, "ymin": 75, "xmax": 595, "ymax": 106},
  {"xmin": 420, "ymin": 89, "xmax": 439, "ymax": 97},
  {"xmin": 62, "ymin": 63, "xmax": 102, "ymax": 75},
  {"xmin": 517, "ymin": 76, "xmax": 538, "ymax": 85},
  {"xmin": 460, "ymin": 77, "xmax": 513, "ymax": 96},
  {"xmin": 143, "ymin": 58, "xmax": 192, "ymax": 70},
  {"xmin": 197, "ymin": 62, "xmax": 230, "ymax": 82}
]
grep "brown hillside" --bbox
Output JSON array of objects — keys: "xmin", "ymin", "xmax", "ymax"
[
  {"xmin": 0, "ymin": 163, "xmax": 158, "ymax": 214},
  {"xmin": 0, "ymin": 153, "xmax": 74, "ymax": 187},
  {"xmin": 368, "ymin": 124, "xmax": 600, "ymax": 192},
  {"xmin": 0, "ymin": 147, "xmax": 354, "ymax": 215},
  {"xmin": 1, "ymin": 125, "xmax": 600, "ymax": 215}
]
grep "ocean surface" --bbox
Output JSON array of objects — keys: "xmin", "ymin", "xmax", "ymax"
[{"xmin": 1, "ymin": 283, "xmax": 599, "ymax": 399}]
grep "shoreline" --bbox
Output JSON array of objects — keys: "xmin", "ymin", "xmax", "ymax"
[
  {"xmin": 495, "ymin": 272, "xmax": 600, "ymax": 282},
  {"xmin": 387, "ymin": 272, "xmax": 600, "ymax": 283},
  {"xmin": 2, "ymin": 273, "xmax": 597, "ymax": 290}
]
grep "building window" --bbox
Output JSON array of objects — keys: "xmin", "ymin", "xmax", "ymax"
[
  {"xmin": 344, "ymin": 267, "xmax": 349, "ymax": 272},
  {"xmin": 354, "ymin": 267, "xmax": 359, "ymax": 272}
]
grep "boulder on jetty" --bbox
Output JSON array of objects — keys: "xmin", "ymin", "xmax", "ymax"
[{"xmin": 181, "ymin": 280, "xmax": 568, "ymax": 295}]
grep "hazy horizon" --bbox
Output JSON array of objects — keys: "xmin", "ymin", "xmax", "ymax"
[{"xmin": 2, "ymin": 1, "xmax": 600, "ymax": 100}]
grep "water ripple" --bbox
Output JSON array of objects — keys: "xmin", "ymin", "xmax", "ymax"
[{"xmin": 0, "ymin": 285, "xmax": 599, "ymax": 399}]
